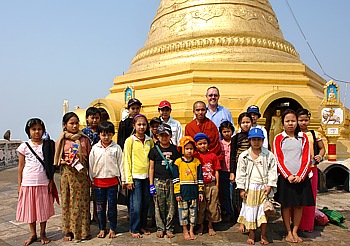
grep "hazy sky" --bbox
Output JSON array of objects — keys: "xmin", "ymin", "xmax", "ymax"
[{"xmin": 1, "ymin": 0, "xmax": 349, "ymax": 140}]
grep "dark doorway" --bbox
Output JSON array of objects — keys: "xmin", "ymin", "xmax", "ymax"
[{"xmin": 263, "ymin": 98, "xmax": 303, "ymax": 149}]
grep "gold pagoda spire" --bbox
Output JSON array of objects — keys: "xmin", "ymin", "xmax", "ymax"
[{"xmin": 127, "ymin": 0, "xmax": 301, "ymax": 74}]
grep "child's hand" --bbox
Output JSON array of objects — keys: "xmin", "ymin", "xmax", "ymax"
[
  {"xmin": 149, "ymin": 184, "xmax": 156, "ymax": 197},
  {"xmin": 265, "ymin": 186, "xmax": 272, "ymax": 196},
  {"xmin": 229, "ymin": 173, "xmax": 235, "ymax": 183},
  {"xmin": 240, "ymin": 190, "xmax": 247, "ymax": 200},
  {"xmin": 314, "ymin": 155, "xmax": 322, "ymax": 163},
  {"xmin": 126, "ymin": 184, "xmax": 134, "ymax": 190},
  {"xmin": 199, "ymin": 194, "xmax": 204, "ymax": 202},
  {"xmin": 287, "ymin": 175, "xmax": 295, "ymax": 183},
  {"xmin": 176, "ymin": 196, "xmax": 182, "ymax": 202},
  {"xmin": 294, "ymin": 176, "xmax": 302, "ymax": 183},
  {"xmin": 48, "ymin": 180, "xmax": 53, "ymax": 193}
]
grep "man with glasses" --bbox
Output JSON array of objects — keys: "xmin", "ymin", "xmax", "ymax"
[{"xmin": 205, "ymin": 86, "xmax": 235, "ymax": 134}]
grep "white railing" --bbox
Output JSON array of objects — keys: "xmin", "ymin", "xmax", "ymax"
[{"xmin": 0, "ymin": 140, "xmax": 22, "ymax": 168}]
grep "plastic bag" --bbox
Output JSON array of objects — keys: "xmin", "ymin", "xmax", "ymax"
[{"xmin": 315, "ymin": 208, "xmax": 329, "ymax": 226}]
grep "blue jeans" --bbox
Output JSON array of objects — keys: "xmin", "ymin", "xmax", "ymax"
[
  {"xmin": 129, "ymin": 179, "xmax": 150, "ymax": 233},
  {"xmin": 94, "ymin": 185, "xmax": 118, "ymax": 231}
]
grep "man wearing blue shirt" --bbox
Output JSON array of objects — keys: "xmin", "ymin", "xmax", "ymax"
[{"xmin": 205, "ymin": 86, "xmax": 235, "ymax": 135}]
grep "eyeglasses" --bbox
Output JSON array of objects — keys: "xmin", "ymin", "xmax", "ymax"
[{"xmin": 207, "ymin": 94, "xmax": 218, "ymax": 97}]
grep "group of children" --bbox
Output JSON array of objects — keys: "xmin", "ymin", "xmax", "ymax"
[{"xmin": 16, "ymin": 96, "xmax": 325, "ymax": 245}]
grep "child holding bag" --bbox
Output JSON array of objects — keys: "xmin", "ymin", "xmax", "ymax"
[{"xmin": 236, "ymin": 128, "xmax": 277, "ymax": 245}]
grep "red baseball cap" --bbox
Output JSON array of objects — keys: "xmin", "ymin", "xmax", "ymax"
[{"xmin": 158, "ymin": 100, "xmax": 171, "ymax": 109}]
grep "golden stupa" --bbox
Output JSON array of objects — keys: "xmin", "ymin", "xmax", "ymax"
[{"xmin": 79, "ymin": 0, "xmax": 350, "ymax": 158}]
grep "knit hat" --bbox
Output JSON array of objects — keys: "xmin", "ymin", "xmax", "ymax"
[
  {"xmin": 247, "ymin": 105, "xmax": 261, "ymax": 118},
  {"xmin": 178, "ymin": 136, "xmax": 195, "ymax": 154},
  {"xmin": 248, "ymin": 128, "xmax": 265, "ymax": 139},
  {"xmin": 193, "ymin": 132, "xmax": 210, "ymax": 145}
]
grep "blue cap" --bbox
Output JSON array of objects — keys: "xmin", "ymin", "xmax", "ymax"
[
  {"xmin": 248, "ymin": 128, "xmax": 265, "ymax": 139},
  {"xmin": 193, "ymin": 132, "xmax": 210, "ymax": 144},
  {"xmin": 247, "ymin": 105, "xmax": 261, "ymax": 118}
]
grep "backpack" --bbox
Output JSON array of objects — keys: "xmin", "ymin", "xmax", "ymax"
[{"xmin": 320, "ymin": 207, "xmax": 347, "ymax": 229}]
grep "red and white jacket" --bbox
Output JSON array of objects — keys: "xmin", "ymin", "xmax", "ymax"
[{"xmin": 273, "ymin": 131, "xmax": 310, "ymax": 181}]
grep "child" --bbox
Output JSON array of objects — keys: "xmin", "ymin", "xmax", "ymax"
[
  {"xmin": 246, "ymin": 105, "xmax": 268, "ymax": 148},
  {"xmin": 17, "ymin": 118, "xmax": 56, "ymax": 245},
  {"xmin": 230, "ymin": 112, "xmax": 253, "ymax": 226},
  {"xmin": 273, "ymin": 109, "xmax": 315, "ymax": 243},
  {"xmin": 82, "ymin": 106, "xmax": 101, "ymax": 224},
  {"xmin": 54, "ymin": 112, "xmax": 92, "ymax": 241},
  {"xmin": 219, "ymin": 121, "xmax": 235, "ymax": 222},
  {"xmin": 173, "ymin": 136, "xmax": 204, "ymax": 240},
  {"xmin": 193, "ymin": 133, "xmax": 222, "ymax": 236},
  {"xmin": 82, "ymin": 106, "xmax": 102, "ymax": 146},
  {"xmin": 158, "ymin": 100, "xmax": 183, "ymax": 145},
  {"xmin": 150, "ymin": 117, "xmax": 161, "ymax": 144},
  {"xmin": 117, "ymin": 98, "xmax": 142, "ymax": 150},
  {"xmin": 236, "ymin": 128, "xmax": 277, "ymax": 245},
  {"xmin": 124, "ymin": 114, "xmax": 154, "ymax": 238},
  {"xmin": 296, "ymin": 108, "xmax": 326, "ymax": 232},
  {"xmin": 148, "ymin": 123, "xmax": 181, "ymax": 238},
  {"xmin": 89, "ymin": 121, "xmax": 124, "ymax": 239}
]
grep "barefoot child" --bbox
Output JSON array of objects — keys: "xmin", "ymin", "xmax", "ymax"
[
  {"xmin": 273, "ymin": 109, "xmax": 315, "ymax": 243},
  {"xmin": 54, "ymin": 112, "xmax": 92, "ymax": 242},
  {"xmin": 17, "ymin": 118, "xmax": 56, "ymax": 245},
  {"xmin": 230, "ymin": 112, "xmax": 253, "ymax": 231},
  {"xmin": 124, "ymin": 114, "xmax": 154, "ymax": 238},
  {"xmin": 149, "ymin": 123, "xmax": 181, "ymax": 238},
  {"xmin": 173, "ymin": 136, "xmax": 204, "ymax": 240},
  {"xmin": 236, "ymin": 128, "xmax": 277, "ymax": 245},
  {"xmin": 89, "ymin": 121, "xmax": 124, "ymax": 238},
  {"xmin": 219, "ymin": 121, "xmax": 235, "ymax": 222},
  {"xmin": 193, "ymin": 133, "xmax": 222, "ymax": 236}
]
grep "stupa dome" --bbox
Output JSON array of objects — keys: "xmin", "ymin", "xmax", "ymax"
[{"xmin": 127, "ymin": 0, "xmax": 301, "ymax": 74}]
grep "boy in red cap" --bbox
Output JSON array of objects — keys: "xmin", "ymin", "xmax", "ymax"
[{"xmin": 158, "ymin": 100, "xmax": 183, "ymax": 146}]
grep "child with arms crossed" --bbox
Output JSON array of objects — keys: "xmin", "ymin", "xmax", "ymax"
[
  {"xmin": 149, "ymin": 123, "xmax": 181, "ymax": 238},
  {"xmin": 89, "ymin": 121, "xmax": 124, "ymax": 238},
  {"xmin": 193, "ymin": 133, "xmax": 222, "ymax": 236},
  {"xmin": 236, "ymin": 128, "xmax": 277, "ymax": 245},
  {"xmin": 173, "ymin": 136, "xmax": 204, "ymax": 240}
]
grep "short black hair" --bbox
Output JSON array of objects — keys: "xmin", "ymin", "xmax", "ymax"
[
  {"xmin": 97, "ymin": 121, "xmax": 115, "ymax": 135},
  {"xmin": 25, "ymin": 118, "xmax": 46, "ymax": 139},
  {"xmin": 85, "ymin": 107, "xmax": 101, "ymax": 118},
  {"xmin": 219, "ymin": 121, "xmax": 235, "ymax": 136}
]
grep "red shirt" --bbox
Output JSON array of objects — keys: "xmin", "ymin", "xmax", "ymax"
[
  {"xmin": 194, "ymin": 152, "xmax": 221, "ymax": 184},
  {"xmin": 94, "ymin": 177, "xmax": 119, "ymax": 188}
]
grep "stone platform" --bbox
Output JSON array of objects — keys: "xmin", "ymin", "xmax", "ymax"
[{"xmin": 1, "ymin": 167, "xmax": 349, "ymax": 245}]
